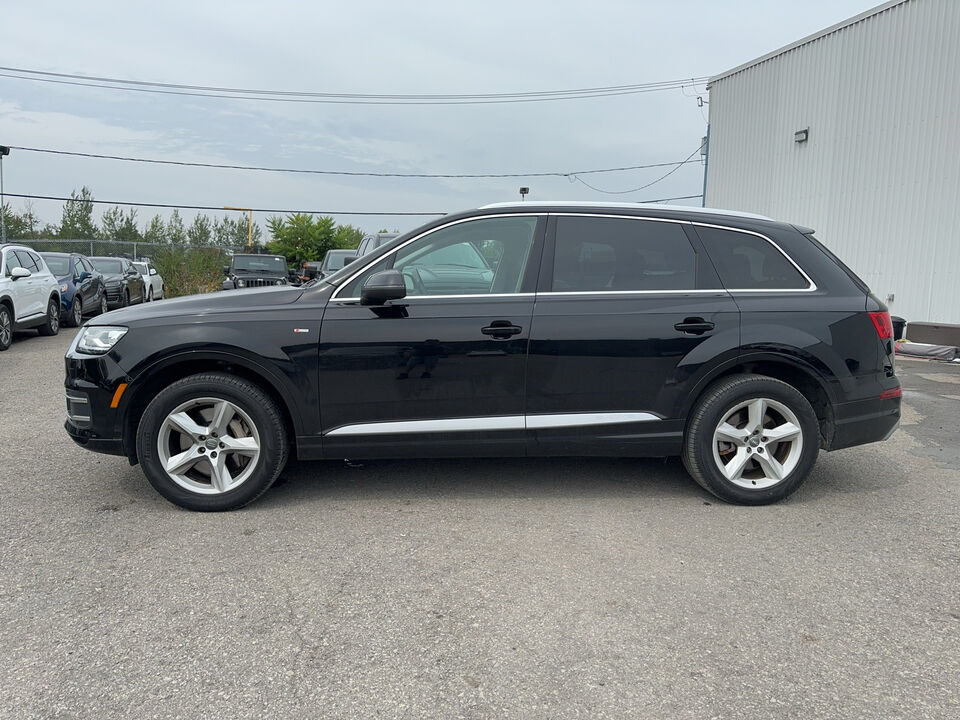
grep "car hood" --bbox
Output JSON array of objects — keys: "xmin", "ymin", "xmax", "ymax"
[
  {"xmin": 99, "ymin": 273, "xmax": 125, "ymax": 283},
  {"xmin": 89, "ymin": 286, "xmax": 304, "ymax": 326}
]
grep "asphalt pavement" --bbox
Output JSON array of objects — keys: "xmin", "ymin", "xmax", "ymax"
[{"xmin": 1, "ymin": 329, "xmax": 958, "ymax": 719}]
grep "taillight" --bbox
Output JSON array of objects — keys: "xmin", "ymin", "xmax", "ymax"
[
  {"xmin": 869, "ymin": 311, "xmax": 894, "ymax": 339},
  {"xmin": 879, "ymin": 387, "xmax": 902, "ymax": 400}
]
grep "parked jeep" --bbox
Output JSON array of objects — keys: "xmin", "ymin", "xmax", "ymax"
[{"xmin": 221, "ymin": 254, "xmax": 290, "ymax": 290}]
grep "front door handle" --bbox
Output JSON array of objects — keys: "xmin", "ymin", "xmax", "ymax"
[
  {"xmin": 481, "ymin": 320, "xmax": 522, "ymax": 339},
  {"xmin": 674, "ymin": 317, "xmax": 715, "ymax": 335}
]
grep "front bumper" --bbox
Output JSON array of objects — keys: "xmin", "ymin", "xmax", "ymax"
[{"xmin": 64, "ymin": 334, "xmax": 131, "ymax": 458}]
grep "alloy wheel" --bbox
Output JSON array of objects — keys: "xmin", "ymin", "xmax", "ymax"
[
  {"xmin": 0, "ymin": 308, "xmax": 11, "ymax": 348},
  {"xmin": 156, "ymin": 397, "xmax": 261, "ymax": 495},
  {"xmin": 73, "ymin": 298, "xmax": 83, "ymax": 325},
  {"xmin": 49, "ymin": 301, "xmax": 59, "ymax": 333},
  {"xmin": 711, "ymin": 397, "xmax": 803, "ymax": 489}
]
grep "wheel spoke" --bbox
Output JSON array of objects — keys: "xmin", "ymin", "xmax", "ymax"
[
  {"xmin": 220, "ymin": 435, "xmax": 259, "ymax": 456},
  {"xmin": 166, "ymin": 447, "xmax": 202, "ymax": 475},
  {"xmin": 166, "ymin": 411, "xmax": 207, "ymax": 438},
  {"xmin": 747, "ymin": 398, "xmax": 766, "ymax": 433},
  {"xmin": 715, "ymin": 422, "xmax": 745, "ymax": 444},
  {"xmin": 208, "ymin": 456, "xmax": 233, "ymax": 492},
  {"xmin": 755, "ymin": 452, "xmax": 786, "ymax": 481},
  {"xmin": 722, "ymin": 447, "xmax": 752, "ymax": 481},
  {"xmin": 765, "ymin": 421, "xmax": 801, "ymax": 443},
  {"xmin": 209, "ymin": 400, "xmax": 235, "ymax": 436}
]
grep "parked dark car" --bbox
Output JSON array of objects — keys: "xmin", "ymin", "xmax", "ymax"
[
  {"xmin": 89, "ymin": 256, "xmax": 146, "ymax": 308},
  {"xmin": 301, "ymin": 249, "xmax": 357, "ymax": 281},
  {"xmin": 40, "ymin": 252, "xmax": 108, "ymax": 326},
  {"xmin": 221, "ymin": 254, "xmax": 290, "ymax": 290},
  {"xmin": 65, "ymin": 202, "xmax": 900, "ymax": 511}
]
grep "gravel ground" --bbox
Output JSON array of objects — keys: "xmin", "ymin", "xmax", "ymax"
[{"xmin": 1, "ymin": 329, "xmax": 958, "ymax": 719}]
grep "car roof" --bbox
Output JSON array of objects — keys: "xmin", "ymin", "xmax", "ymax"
[
  {"xmin": 38, "ymin": 251, "xmax": 73, "ymax": 257},
  {"xmin": 478, "ymin": 201, "xmax": 773, "ymax": 221}
]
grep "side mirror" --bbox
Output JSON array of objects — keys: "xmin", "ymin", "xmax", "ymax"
[
  {"xmin": 77, "ymin": 271, "xmax": 90, "ymax": 282},
  {"xmin": 360, "ymin": 269, "xmax": 407, "ymax": 306},
  {"xmin": 343, "ymin": 257, "xmax": 356, "ymax": 266},
  {"xmin": 223, "ymin": 266, "xmax": 231, "ymax": 276},
  {"xmin": 149, "ymin": 268, "xmax": 158, "ymax": 276},
  {"xmin": 10, "ymin": 267, "xmax": 31, "ymax": 280}
]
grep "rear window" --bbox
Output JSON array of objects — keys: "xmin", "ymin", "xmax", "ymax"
[
  {"xmin": 91, "ymin": 258, "xmax": 123, "ymax": 273},
  {"xmin": 552, "ymin": 216, "xmax": 696, "ymax": 292},
  {"xmin": 696, "ymin": 226, "xmax": 810, "ymax": 290},
  {"xmin": 43, "ymin": 256, "xmax": 72, "ymax": 276}
]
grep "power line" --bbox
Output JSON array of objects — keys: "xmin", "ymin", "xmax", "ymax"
[
  {"xmin": 1, "ymin": 193, "xmax": 445, "ymax": 216},
  {"xmin": 572, "ymin": 146, "xmax": 703, "ymax": 195},
  {"xmin": 0, "ymin": 66, "xmax": 709, "ymax": 105},
  {"xmin": 8, "ymin": 145, "xmax": 703, "ymax": 179},
  {"xmin": 3, "ymin": 191, "xmax": 703, "ymax": 215}
]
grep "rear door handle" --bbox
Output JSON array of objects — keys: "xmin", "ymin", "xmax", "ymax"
[
  {"xmin": 674, "ymin": 317, "xmax": 715, "ymax": 335},
  {"xmin": 481, "ymin": 320, "xmax": 522, "ymax": 339}
]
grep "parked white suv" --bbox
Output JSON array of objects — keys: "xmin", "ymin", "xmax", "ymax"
[
  {"xmin": 132, "ymin": 260, "xmax": 164, "ymax": 301},
  {"xmin": 0, "ymin": 243, "xmax": 61, "ymax": 351}
]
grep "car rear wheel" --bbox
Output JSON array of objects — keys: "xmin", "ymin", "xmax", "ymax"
[
  {"xmin": 37, "ymin": 298, "xmax": 60, "ymax": 336},
  {"xmin": 0, "ymin": 305, "xmax": 12, "ymax": 351},
  {"xmin": 682, "ymin": 374, "xmax": 819, "ymax": 504},
  {"xmin": 136, "ymin": 373, "xmax": 289, "ymax": 511}
]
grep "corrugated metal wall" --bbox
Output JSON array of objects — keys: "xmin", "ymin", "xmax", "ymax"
[{"xmin": 704, "ymin": 0, "xmax": 960, "ymax": 324}]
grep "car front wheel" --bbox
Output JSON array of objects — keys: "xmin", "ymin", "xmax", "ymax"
[
  {"xmin": 136, "ymin": 373, "xmax": 289, "ymax": 511},
  {"xmin": 682, "ymin": 374, "xmax": 819, "ymax": 505},
  {"xmin": 69, "ymin": 297, "xmax": 83, "ymax": 327},
  {"xmin": 37, "ymin": 297, "xmax": 60, "ymax": 336},
  {"xmin": 97, "ymin": 295, "xmax": 108, "ymax": 315}
]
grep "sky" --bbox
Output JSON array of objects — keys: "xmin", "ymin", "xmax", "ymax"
[{"xmin": 0, "ymin": 0, "xmax": 882, "ymax": 237}]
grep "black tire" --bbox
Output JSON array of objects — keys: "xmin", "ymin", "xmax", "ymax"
[
  {"xmin": 67, "ymin": 297, "xmax": 83, "ymax": 327},
  {"xmin": 682, "ymin": 374, "xmax": 819, "ymax": 505},
  {"xmin": 140, "ymin": 286, "xmax": 146, "ymax": 304},
  {"xmin": 97, "ymin": 294, "xmax": 108, "ymax": 315},
  {"xmin": 120, "ymin": 289, "xmax": 129, "ymax": 308},
  {"xmin": 37, "ymin": 297, "xmax": 60, "ymax": 336},
  {"xmin": 136, "ymin": 373, "xmax": 289, "ymax": 511},
  {"xmin": 0, "ymin": 304, "xmax": 12, "ymax": 351},
  {"xmin": 147, "ymin": 287, "xmax": 154, "ymax": 302}
]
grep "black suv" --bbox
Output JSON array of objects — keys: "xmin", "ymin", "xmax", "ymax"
[
  {"xmin": 64, "ymin": 203, "xmax": 900, "ymax": 511},
  {"xmin": 221, "ymin": 254, "xmax": 290, "ymax": 290}
]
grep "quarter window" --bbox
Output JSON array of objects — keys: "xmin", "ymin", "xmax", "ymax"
[
  {"xmin": 695, "ymin": 226, "xmax": 809, "ymax": 290},
  {"xmin": 552, "ymin": 217, "xmax": 696, "ymax": 291},
  {"xmin": 341, "ymin": 216, "xmax": 538, "ymax": 297}
]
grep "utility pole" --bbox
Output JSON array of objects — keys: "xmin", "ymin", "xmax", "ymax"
[
  {"xmin": 224, "ymin": 206, "xmax": 253, "ymax": 251},
  {"xmin": 0, "ymin": 146, "xmax": 10, "ymax": 242}
]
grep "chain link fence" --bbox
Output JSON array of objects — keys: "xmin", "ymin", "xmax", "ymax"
[{"xmin": 13, "ymin": 238, "xmax": 253, "ymax": 298}]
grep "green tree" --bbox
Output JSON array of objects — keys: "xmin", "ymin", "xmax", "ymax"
[
  {"xmin": 59, "ymin": 186, "xmax": 98, "ymax": 239},
  {"xmin": 187, "ymin": 214, "xmax": 213, "ymax": 245},
  {"xmin": 100, "ymin": 206, "xmax": 142, "ymax": 242},
  {"xmin": 214, "ymin": 215, "xmax": 262, "ymax": 249},
  {"xmin": 1, "ymin": 203, "xmax": 31, "ymax": 239},
  {"xmin": 144, "ymin": 214, "xmax": 167, "ymax": 243},
  {"xmin": 265, "ymin": 214, "xmax": 359, "ymax": 264},
  {"xmin": 167, "ymin": 209, "xmax": 187, "ymax": 245}
]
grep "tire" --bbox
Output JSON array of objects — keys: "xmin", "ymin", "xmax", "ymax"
[
  {"xmin": 147, "ymin": 287, "xmax": 154, "ymax": 302},
  {"xmin": 37, "ymin": 297, "xmax": 61, "ymax": 337},
  {"xmin": 120, "ymin": 289, "xmax": 129, "ymax": 308},
  {"xmin": 97, "ymin": 294, "xmax": 108, "ymax": 315},
  {"xmin": 136, "ymin": 373, "xmax": 289, "ymax": 511},
  {"xmin": 0, "ymin": 305, "xmax": 12, "ymax": 351},
  {"xmin": 682, "ymin": 374, "xmax": 819, "ymax": 505},
  {"xmin": 140, "ymin": 286, "xmax": 146, "ymax": 304},
  {"xmin": 67, "ymin": 297, "xmax": 83, "ymax": 327}
]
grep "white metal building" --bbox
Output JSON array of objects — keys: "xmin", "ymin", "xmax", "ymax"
[{"xmin": 703, "ymin": 0, "xmax": 960, "ymax": 324}]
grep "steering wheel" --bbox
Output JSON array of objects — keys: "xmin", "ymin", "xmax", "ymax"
[{"xmin": 401, "ymin": 267, "xmax": 426, "ymax": 295}]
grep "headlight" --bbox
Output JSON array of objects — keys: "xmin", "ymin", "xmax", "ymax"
[
  {"xmin": 275, "ymin": 279, "xmax": 285, "ymax": 285},
  {"xmin": 76, "ymin": 326, "xmax": 128, "ymax": 355},
  {"xmin": 236, "ymin": 279, "xmax": 245, "ymax": 287},
  {"xmin": 60, "ymin": 284, "xmax": 69, "ymax": 293}
]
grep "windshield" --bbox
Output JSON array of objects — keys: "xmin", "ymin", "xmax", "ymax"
[
  {"xmin": 133, "ymin": 262, "xmax": 148, "ymax": 274},
  {"xmin": 91, "ymin": 258, "xmax": 123, "ymax": 273},
  {"xmin": 43, "ymin": 256, "xmax": 71, "ymax": 276},
  {"xmin": 233, "ymin": 255, "xmax": 287, "ymax": 272}
]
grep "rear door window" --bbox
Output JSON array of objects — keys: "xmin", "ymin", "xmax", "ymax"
[
  {"xmin": 552, "ymin": 216, "xmax": 696, "ymax": 291},
  {"xmin": 14, "ymin": 250, "xmax": 40, "ymax": 272},
  {"xmin": 4, "ymin": 251, "xmax": 23, "ymax": 275},
  {"xmin": 695, "ymin": 226, "xmax": 810, "ymax": 290}
]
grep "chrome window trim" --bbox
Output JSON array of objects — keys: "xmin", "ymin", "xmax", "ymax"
[
  {"xmin": 689, "ymin": 221, "xmax": 817, "ymax": 293},
  {"xmin": 324, "ymin": 411, "xmax": 661, "ymax": 437},
  {"xmin": 330, "ymin": 212, "xmax": 544, "ymax": 301},
  {"xmin": 536, "ymin": 290, "xmax": 725, "ymax": 297},
  {"xmin": 331, "ymin": 293, "xmax": 535, "ymax": 303}
]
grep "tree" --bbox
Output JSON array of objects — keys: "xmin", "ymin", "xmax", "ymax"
[
  {"xmin": 264, "ymin": 214, "xmax": 364, "ymax": 264},
  {"xmin": 1, "ymin": 203, "xmax": 31, "ymax": 239},
  {"xmin": 187, "ymin": 214, "xmax": 213, "ymax": 245},
  {"xmin": 334, "ymin": 224, "xmax": 364, "ymax": 249},
  {"xmin": 167, "ymin": 209, "xmax": 186, "ymax": 245},
  {"xmin": 59, "ymin": 186, "xmax": 98, "ymax": 239},
  {"xmin": 214, "ymin": 215, "xmax": 262, "ymax": 249},
  {"xmin": 100, "ymin": 206, "xmax": 142, "ymax": 242},
  {"xmin": 144, "ymin": 214, "xmax": 167, "ymax": 243}
]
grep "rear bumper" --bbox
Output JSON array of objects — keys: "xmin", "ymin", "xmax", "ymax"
[{"xmin": 826, "ymin": 393, "xmax": 901, "ymax": 451}]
